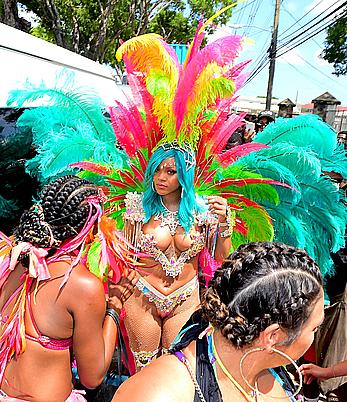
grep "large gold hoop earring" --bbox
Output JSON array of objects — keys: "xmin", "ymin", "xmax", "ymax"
[{"xmin": 239, "ymin": 347, "xmax": 303, "ymax": 400}]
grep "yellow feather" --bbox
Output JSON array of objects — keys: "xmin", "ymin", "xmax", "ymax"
[
  {"xmin": 198, "ymin": 2, "xmax": 242, "ymax": 35},
  {"xmin": 116, "ymin": 34, "xmax": 179, "ymax": 86}
]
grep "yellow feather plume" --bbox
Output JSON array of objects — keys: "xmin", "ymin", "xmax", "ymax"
[{"xmin": 116, "ymin": 34, "xmax": 179, "ymax": 88}]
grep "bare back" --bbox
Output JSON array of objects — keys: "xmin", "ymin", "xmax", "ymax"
[{"xmin": 0, "ymin": 259, "xmax": 104, "ymax": 401}]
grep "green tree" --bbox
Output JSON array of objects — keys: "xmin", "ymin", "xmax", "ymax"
[
  {"xmin": 322, "ymin": 12, "xmax": 347, "ymax": 76},
  {"xmin": 9, "ymin": 0, "xmax": 236, "ymax": 65}
]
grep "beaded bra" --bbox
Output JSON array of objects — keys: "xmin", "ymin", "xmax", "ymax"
[{"xmin": 123, "ymin": 192, "xmax": 217, "ymax": 278}]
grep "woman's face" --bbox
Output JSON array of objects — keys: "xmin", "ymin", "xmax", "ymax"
[
  {"xmin": 153, "ymin": 157, "xmax": 181, "ymax": 196},
  {"xmin": 280, "ymin": 291, "xmax": 325, "ymax": 361}
]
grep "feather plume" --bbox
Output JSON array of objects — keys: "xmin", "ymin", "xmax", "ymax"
[{"xmin": 218, "ymin": 143, "xmax": 269, "ymax": 166}]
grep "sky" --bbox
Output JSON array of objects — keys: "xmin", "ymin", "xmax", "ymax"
[{"xmin": 209, "ymin": 0, "xmax": 347, "ymax": 106}]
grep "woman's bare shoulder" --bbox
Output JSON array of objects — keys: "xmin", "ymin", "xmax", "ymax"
[{"xmin": 112, "ymin": 354, "xmax": 195, "ymax": 402}]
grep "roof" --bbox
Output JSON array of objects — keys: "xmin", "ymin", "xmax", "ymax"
[
  {"xmin": 278, "ymin": 98, "xmax": 296, "ymax": 106},
  {"xmin": 311, "ymin": 92, "xmax": 341, "ymax": 105}
]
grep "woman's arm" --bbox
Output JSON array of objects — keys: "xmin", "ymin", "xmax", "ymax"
[
  {"xmin": 207, "ymin": 195, "xmax": 232, "ymax": 262},
  {"xmin": 300, "ymin": 360, "xmax": 347, "ymax": 384},
  {"xmin": 67, "ymin": 266, "xmax": 137, "ymax": 389}
]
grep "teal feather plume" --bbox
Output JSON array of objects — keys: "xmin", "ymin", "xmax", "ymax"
[
  {"xmin": 7, "ymin": 70, "xmax": 114, "ymax": 143},
  {"xmin": 239, "ymin": 114, "xmax": 347, "ymax": 275},
  {"xmin": 254, "ymin": 114, "xmax": 336, "ymax": 158},
  {"xmin": 7, "ymin": 70, "xmax": 127, "ymax": 183},
  {"xmin": 320, "ymin": 142, "xmax": 347, "ymax": 177}
]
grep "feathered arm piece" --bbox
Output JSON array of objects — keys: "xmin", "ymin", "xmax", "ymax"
[{"xmin": 86, "ymin": 216, "xmax": 144, "ymax": 284}]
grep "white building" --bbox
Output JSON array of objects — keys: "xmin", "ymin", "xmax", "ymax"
[{"xmin": 0, "ymin": 23, "xmax": 130, "ymax": 107}]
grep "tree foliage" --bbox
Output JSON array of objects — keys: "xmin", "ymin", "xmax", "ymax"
[
  {"xmin": 322, "ymin": 11, "xmax": 347, "ymax": 76},
  {"xmin": 8, "ymin": 0, "xmax": 236, "ymax": 65}
]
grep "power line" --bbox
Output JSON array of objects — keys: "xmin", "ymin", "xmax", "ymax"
[
  {"xmin": 278, "ymin": 0, "xmax": 347, "ymax": 45},
  {"xmin": 282, "ymin": 4, "xmax": 322, "ymax": 48},
  {"xmin": 278, "ymin": 0, "xmax": 325, "ymax": 38},
  {"xmin": 277, "ymin": 9, "xmax": 347, "ymax": 56}
]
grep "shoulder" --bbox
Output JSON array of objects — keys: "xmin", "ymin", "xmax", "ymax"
[
  {"xmin": 113, "ymin": 354, "xmax": 195, "ymax": 402},
  {"xmin": 123, "ymin": 192, "xmax": 145, "ymax": 224},
  {"xmin": 51, "ymin": 260, "xmax": 104, "ymax": 302}
]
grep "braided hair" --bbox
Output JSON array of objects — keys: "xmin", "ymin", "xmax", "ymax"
[
  {"xmin": 13, "ymin": 175, "xmax": 100, "ymax": 248},
  {"xmin": 202, "ymin": 242, "xmax": 323, "ymax": 348}
]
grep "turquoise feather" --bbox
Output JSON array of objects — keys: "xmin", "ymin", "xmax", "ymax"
[
  {"xmin": 7, "ymin": 70, "xmax": 127, "ymax": 183},
  {"xmin": 254, "ymin": 114, "xmax": 336, "ymax": 158},
  {"xmin": 239, "ymin": 114, "xmax": 347, "ymax": 275}
]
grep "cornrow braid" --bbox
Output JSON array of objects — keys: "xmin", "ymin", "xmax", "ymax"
[
  {"xmin": 202, "ymin": 242, "xmax": 322, "ymax": 348},
  {"xmin": 14, "ymin": 175, "xmax": 101, "ymax": 248}
]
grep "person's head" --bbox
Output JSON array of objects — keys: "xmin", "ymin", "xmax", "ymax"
[
  {"xmin": 202, "ymin": 242, "xmax": 324, "ymax": 361},
  {"xmin": 257, "ymin": 110, "xmax": 275, "ymax": 132},
  {"xmin": 13, "ymin": 175, "xmax": 102, "ymax": 248},
  {"xmin": 142, "ymin": 143, "xmax": 202, "ymax": 233},
  {"xmin": 337, "ymin": 131, "xmax": 347, "ymax": 146}
]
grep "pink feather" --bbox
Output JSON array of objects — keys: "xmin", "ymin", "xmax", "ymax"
[
  {"xmin": 209, "ymin": 113, "xmax": 246, "ymax": 155},
  {"xmin": 115, "ymin": 100, "xmax": 147, "ymax": 149},
  {"xmin": 218, "ymin": 143, "xmax": 270, "ymax": 166},
  {"xmin": 173, "ymin": 35, "xmax": 243, "ymax": 132},
  {"xmin": 184, "ymin": 19, "xmax": 205, "ymax": 67},
  {"xmin": 108, "ymin": 106, "xmax": 137, "ymax": 157}
]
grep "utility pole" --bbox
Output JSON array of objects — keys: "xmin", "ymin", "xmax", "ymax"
[{"xmin": 265, "ymin": 0, "xmax": 281, "ymax": 110}]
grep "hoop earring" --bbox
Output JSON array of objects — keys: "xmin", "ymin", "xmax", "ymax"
[
  {"xmin": 152, "ymin": 181, "xmax": 156, "ymax": 193},
  {"xmin": 239, "ymin": 347, "xmax": 303, "ymax": 400}
]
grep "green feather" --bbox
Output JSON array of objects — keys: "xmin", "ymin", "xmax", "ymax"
[
  {"xmin": 87, "ymin": 241, "xmax": 102, "ymax": 278},
  {"xmin": 232, "ymin": 206, "xmax": 274, "ymax": 251}
]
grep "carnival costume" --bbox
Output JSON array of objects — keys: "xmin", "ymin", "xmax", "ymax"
[{"xmin": 5, "ymin": 13, "xmax": 347, "ymax": 372}]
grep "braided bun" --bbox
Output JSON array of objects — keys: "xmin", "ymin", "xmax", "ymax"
[
  {"xmin": 202, "ymin": 242, "xmax": 322, "ymax": 347},
  {"xmin": 13, "ymin": 175, "xmax": 101, "ymax": 248}
]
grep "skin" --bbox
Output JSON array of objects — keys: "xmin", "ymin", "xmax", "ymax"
[
  {"xmin": 300, "ymin": 360, "xmax": 347, "ymax": 385},
  {"xmin": 123, "ymin": 157, "xmax": 231, "ymax": 362},
  {"xmin": 0, "ymin": 257, "xmax": 137, "ymax": 401},
  {"xmin": 114, "ymin": 291, "xmax": 325, "ymax": 401}
]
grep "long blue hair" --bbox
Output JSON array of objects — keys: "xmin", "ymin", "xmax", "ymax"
[{"xmin": 142, "ymin": 145, "xmax": 204, "ymax": 233}]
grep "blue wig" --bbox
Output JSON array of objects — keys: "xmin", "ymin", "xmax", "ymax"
[{"xmin": 142, "ymin": 145, "xmax": 205, "ymax": 233}]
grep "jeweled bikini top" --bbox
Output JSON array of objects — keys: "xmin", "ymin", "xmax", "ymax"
[{"xmin": 123, "ymin": 192, "xmax": 218, "ymax": 278}]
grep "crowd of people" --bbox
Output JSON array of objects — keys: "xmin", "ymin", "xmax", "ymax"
[{"xmin": 1, "ymin": 13, "xmax": 347, "ymax": 402}]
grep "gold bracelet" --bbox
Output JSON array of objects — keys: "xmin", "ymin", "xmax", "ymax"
[{"xmin": 219, "ymin": 207, "xmax": 236, "ymax": 238}]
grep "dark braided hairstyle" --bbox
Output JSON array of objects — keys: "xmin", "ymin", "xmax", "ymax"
[
  {"xmin": 202, "ymin": 242, "xmax": 323, "ymax": 348},
  {"xmin": 13, "ymin": 175, "xmax": 100, "ymax": 248}
]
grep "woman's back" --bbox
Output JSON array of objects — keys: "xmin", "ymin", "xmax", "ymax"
[{"xmin": 0, "ymin": 259, "xmax": 98, "ymax": 401}]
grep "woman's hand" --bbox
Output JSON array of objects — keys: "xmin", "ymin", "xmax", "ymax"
[
  {"xmin": 107, "ymin": 270, "xmax": 138, "ymax": 314},
  {"xmin": 207, "ymin": 196, "xmax": 228, "ymax": 223},
  {"xmin": 300, "ymin": 363, "xmax": 332, "ymax": 384}
]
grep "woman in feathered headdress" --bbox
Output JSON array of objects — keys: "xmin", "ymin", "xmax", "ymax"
[{"xmin": 93, "ymin": 14, "xmax": 283, "ymax": 371}]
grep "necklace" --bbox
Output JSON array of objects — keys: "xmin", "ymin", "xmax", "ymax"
[
  {"xmin": 209, "ymin": 332, "xmax": 256, "ymax": 402},
  {"xmin": 155, "ymin": 198, "xmax": 180, "ymax": 235}
]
